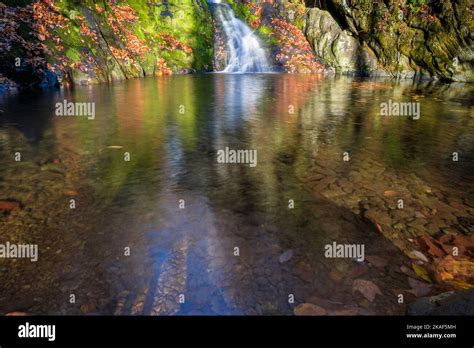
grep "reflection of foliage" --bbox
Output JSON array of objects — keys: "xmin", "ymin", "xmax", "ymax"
[{"xmin": 0, "ymin": 0, "xmax": 214, "ymax": 86}]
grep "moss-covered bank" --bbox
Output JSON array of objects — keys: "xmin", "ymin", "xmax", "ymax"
[{"xmin": 0, "ymin": 0, "xmax": 214, "ymax": 88}]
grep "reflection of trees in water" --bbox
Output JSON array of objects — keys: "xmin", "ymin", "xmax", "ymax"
[{"xmin": 1, "ymin": 75, "xmax": 472, "ymax": 315}]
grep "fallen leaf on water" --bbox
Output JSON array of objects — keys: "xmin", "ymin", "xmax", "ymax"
[
  {"xmin": 352, "ymin": 279, "xmax": 382, "ymax": 302},
  {"xmin": 400, "ymin": 265, "xmax": 417, "ymax": 278},
  {"xmin": 107, "ymin": 145, "xmax": 123, "ymax": 149},
  {"xmin": 294, "ymin": 303, "xmax": 327, "ymax": 316},
  {"xmin": 412, "ymin": 263, "xmax": 432, "ymax": 283},
  {"xmin": 383, "ymin": 190, "xmax": 400, "ymax": 197},
  {"xmin": 407, "ymin": 250, "xmax": 429, "ymax": 263},
  {"xmin": 0, "ymin": 201, "xmax": 20, "ymax": 211},
  {"xmin": 279, "ymin": 249, "xmax": 293, "ymax": 263}
]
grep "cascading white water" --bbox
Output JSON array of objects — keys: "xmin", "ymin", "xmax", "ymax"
[{"xmin": 210, "ymin": 1, "xmax": 271, "ymax": 73}]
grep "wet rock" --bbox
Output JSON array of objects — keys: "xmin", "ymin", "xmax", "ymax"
[
  {"xmin": 419, "ymin": 235, "xmax": 445, "ymax": 258},
  {"xmin": 303, "ymin": 8, "xmax": 381, "ymax": 76},
  {"xmin": 408, "ymin": 277, "xmax": 432, "ymax": 297},
  {"xmin": 306, "ymin": 0, "xmax": 473, "ymax": 81},
  {"xmin": 80, "ymin": 303, "xmax": 97, "ymax": 314},
  {"xmin": 352, "ymin": 279, "xmax": 382, "ymax": 302},
  {"xmin": 414, "ymin": 212, "xmax": 426, "ymax": 219},
  {"xmin": 406, "ymin": 289, "xmax": 474, "ymax": 315},
  {"xmin": 330, "ymin": 307, "xmax": 360, "ymax": 315},
  {"xmin": 365, "ymin": 255, "xmax": 388, "ymax": 269},
  {"xmin": 294, "ymin": 303, "xmax": 327, "ymax": 316},
  {"xmin": 5, "ymin": 312, "xmax": 29, "ymax": 316},
  {"xmin": 279, "ymin": 249, "xmax": 293, "ymax": 263},
  {"xmin": 349, "ymin": 263, "xmax": 369, "ymax": 278},
  {"xmin": 357, "ymin": 298, "xmax": 371, "ymax": 308},
  {"xmin": 328, "ymin": 271, "xmax": 344, "ymax": 284}
]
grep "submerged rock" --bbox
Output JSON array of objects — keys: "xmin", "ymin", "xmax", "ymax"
[
  {"xmin": 303, "ymin": 1, "xmax": 473, "ymax": 81},
  {"xmin": 279, "ymin": 249, "xmax": 294, "ymax": 263},
  {"xmin": 294, "ymin": 303, "xmax": 327, "ymax": 315},
  {"xmin": 407, "ymin": 289, "xmax": 474, "ymax": 315}
]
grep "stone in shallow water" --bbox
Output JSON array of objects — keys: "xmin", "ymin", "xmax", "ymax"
[
  {"xmin": 279, "ymin": 249, "xmax": 293, "ymax": 263},
  {"xmin": 406, "ymin": 289, "xmax": 474, "ymax": 315},
  {"xmin": 352, "ymin": 279, "xmax": 382, "ymax": 302},
  {"xmin": 365, "ymin": 255, "xmax": 388, "ymax": 269},
  {"xmin": 294, "ymin": 303, "xmax": 327, "ymax": 316}
]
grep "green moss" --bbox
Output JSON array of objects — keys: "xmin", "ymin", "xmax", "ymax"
[
  {"xmin": 407, "ymin": 0, "xmax": 426, "ymax": 13},
  {"xmin": 257, "ymin": 25, "xmax": 279, "ymax": 46},
  {"xmin": 65, "ymin": 48, "xmax": 81, "ymax": 62}
]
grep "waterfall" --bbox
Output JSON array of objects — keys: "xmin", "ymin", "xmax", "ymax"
[{"xmin": 209, "ymin": 1, "xmax": 271, "ymax": 73}]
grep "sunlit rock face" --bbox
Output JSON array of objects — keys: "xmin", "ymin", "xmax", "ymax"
[{"xmin": 302, "ymin": 0, "xmax": 474, "ymax": 81}]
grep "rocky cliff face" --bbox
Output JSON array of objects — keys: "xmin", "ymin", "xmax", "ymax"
[
  {"xmin": 303, "ymin": 0, "xmax": 474, "ymax": 81},
  {"xmin": 0, "ymin": 0, "xmax": 214, "ymax": 88}
]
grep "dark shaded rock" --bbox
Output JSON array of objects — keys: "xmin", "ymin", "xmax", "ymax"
[{"xmin": 406, "ymin": 289, "xmax": 474, "ymax": 315}]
